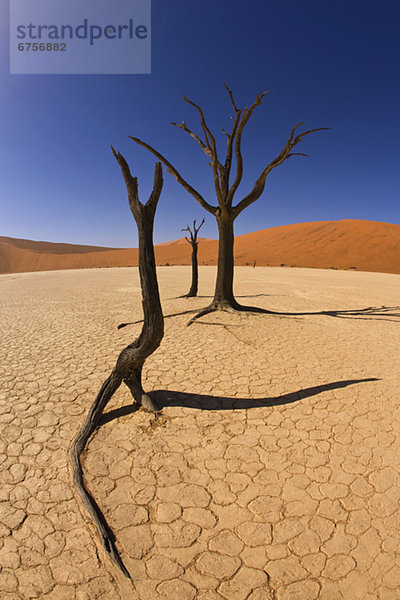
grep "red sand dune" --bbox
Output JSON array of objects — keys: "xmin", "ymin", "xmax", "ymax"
[{"xmin": 1, "ymin": 220, "xmax": 399, "ymax": 275}]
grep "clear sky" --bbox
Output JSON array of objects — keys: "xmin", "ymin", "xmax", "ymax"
[{"xmin": 1, "ymin": 0, "xmax": 399, "ymax": 247}]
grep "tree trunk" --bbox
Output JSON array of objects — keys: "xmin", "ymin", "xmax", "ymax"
[
  {"xmin": 130, "ymin": 208, "xmax": 164, "ymax": 362},
  {"xmin": 212, "ymin": 213, "xmax": 237, "ymax": 307},
  {"xmin": 181, "ymin": 218, "xmax": 204, "ymax": 298},
  {"xmin": 70, "ymin": 157, "xmax": 164, "ymax": 578},
  {"xmin": 187, "ymin": 212, "xmax": 270, "ymax": 325},
  {"xmin": 186, "ymin": 243, "xmax": 199, "ymax": 297},
  {"xmin": 121, "ymin": 207, "xmax": 164, "ymax": 409}
]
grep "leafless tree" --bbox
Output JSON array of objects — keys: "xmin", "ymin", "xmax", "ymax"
[
  {"xmin": 70, "ymin": 152, "xmax": 164, "ymax": 578},
  {"xmin": 129, "ymin": 84, "xmax": 328, "ymax": 324},
  {"xmin": 181, "ymin": 217, "xmax": 205, "ymax": 297}
]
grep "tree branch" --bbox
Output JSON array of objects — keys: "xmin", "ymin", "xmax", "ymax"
[
  {"xmin": 183, "ymin": 96, "xmax": 218, "ymax": 158},
  {"xmin": 224, "ymin": 82, "xmax": 239, "ymax": 113},
  {"xmin": 111, "ymin": 145, "xmax": 138, "ymax": 212},
  {"xmin": 181, "ymin": 217, "xmax": 205, "ymax": 245},
  {"xmin": 147, "ymin": 162, "xmax": 164, "ymax": 216},
  {"xmin": 183, "ymin": 96, "xmax": 224, "ymax": 202},
  {"xmin": 221, "ymin": 84, "xmax": 242, "ymax": 199},
  {"xmin": 194, "ymin": 217, "xmax": 205, "ymax": 236},
  {"xmin": 171, "ymin": 121, "xmax": 212, "ymax": 160},
  {"xmin": 129, "ymin": 136, "xmax": 218, "ymax": 215},
  {"xmin": 111, "ymin": 146, "xmax": 163, "ymax": 222},
  {"xmin": 227, "ymin": 90, "xmax": 269, "ymax": 206},
  {"xmin": 233, "ymin": 124, "xmax": 329, "ymax": 217},
  {"xmin": 182, "ymin": 225, "xmax": 194, "ymax": 244}
]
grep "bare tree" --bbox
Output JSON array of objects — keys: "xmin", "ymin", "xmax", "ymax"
[
  {"xmin": 181, "ymin": 217, "xmax": 205, "ymax": 297},
  {"xmin": 70, "ymin": 152, "xmax": 164, "ymax": 578},
  {"xmin": 129, "ymin": 84, "xmax": 328, "ymax": 324}
]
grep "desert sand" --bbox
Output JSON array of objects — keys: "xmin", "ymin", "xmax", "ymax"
[
  {"xmin": 1, "ymin": 218, "xmax": 400, "ymax": 275},
  {"xmin": 1, "ymin": 265, "xmax": 399, "ymax": 599}
]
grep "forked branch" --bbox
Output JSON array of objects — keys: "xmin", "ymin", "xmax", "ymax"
[
  {"xmin": 183, "ymin": 96, "xmax": 220, "ymax": 165},
  {"xmin": 221, "ymin": 83, "xmax": 242, "ymax": 196},
  {"xmin": 183, "ymin": 96, "xmax": 224, "ymax": 201},
  {"xmin": 226, "ymin": 88, "xmax": 269, "ymax": 205},
  {"xmin": 182, "ymin": 217, "xmax": 205, "ymax": 245},
  {"xmin": 233, "ymin": 123, "xmax": 329, "ymax": 216}
]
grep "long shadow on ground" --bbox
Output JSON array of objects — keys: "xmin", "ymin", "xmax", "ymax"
[
  {"xmin": 101, "ymin": 378, "xmax": 379, "ymax": 423},
  {"xmin": 118, "ymin": 305, "xmax": 400, "ymax": 329},
  {"xmin": 251, "ymin": 305, "xmax": 400, "ymax": 323},
  {"xmin": 177, "ymin": 294, "xmax": 273, "ymax": 299}
]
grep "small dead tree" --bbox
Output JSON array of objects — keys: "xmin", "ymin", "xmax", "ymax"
[
  {"xmin": 129, "ymin": 84, "xmax": 328, "ymax": 324},
  {"xmin": 70, "ymin": 152, "xmax": 164, "ymax": 578},
  {"xmin": 181, "ymin": 217, "xmax": 205, "ymax": 297}
]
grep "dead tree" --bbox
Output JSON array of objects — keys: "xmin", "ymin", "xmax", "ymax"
[
  {"xmin": 181, "ymin": 217, "xmax": 205, "ymax": 297},
  {"xmin": 129, "ymin": 84, "xmax": 328, "ymax": 324},
  {"xmin": 69, "ymin": 152, "xmax": 164, "ymax": 578}
]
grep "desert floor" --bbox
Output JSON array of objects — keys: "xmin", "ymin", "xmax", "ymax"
[{"xmin": 1, "ymin": 265, "xmax": 399, "ymax": 600}]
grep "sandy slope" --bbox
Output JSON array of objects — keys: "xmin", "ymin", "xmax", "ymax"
[{"xmin": 1, "ymin": 219, "xmax": 399, "ymax": 275}]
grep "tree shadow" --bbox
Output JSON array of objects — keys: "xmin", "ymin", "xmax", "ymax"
[
  {"xmin": 186, "ymin": 301, "xmax": 400, "ymax": 326},
  {"xmin": 176, "ymin": 294, "xmax": 272, "ymax": 299},
  {"xmin": 100, "ymin": 403, "xmax": 140, "ymax": 425},
  {"xmin": 195, "ymin": 321, "xmax": 243, "ymax": 327},
  {"xmin": 101, "ymin": 378, "xmax": 380, "ymax": 423},
  {"xmin": 264, "ymin": 305, "xmax": 400, "ymax": 323},
  {"xmin": 118, "ymin": 304, "xmax": 400, "ymax": 330},
  {"xmin": 194, "ymin": 303, "xmax": 400, "ymax": 324},
  {"xmin": 117, "ymin": 308, "xmax": 198, "ymax": 329}
]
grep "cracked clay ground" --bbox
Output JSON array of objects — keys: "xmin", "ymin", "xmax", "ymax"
[{"xmin": 1, "ymin": 265, "xmax": 400, "ymax": 600}]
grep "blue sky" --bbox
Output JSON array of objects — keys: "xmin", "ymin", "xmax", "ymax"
[{"xmin": 1, "ymin": 0, "xmax": 399, "ymax": 246}]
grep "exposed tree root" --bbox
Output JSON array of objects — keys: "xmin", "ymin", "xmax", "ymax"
[
  {"xmin": 186, "ymin": 301, "xmax": 274, "ymax": 326},
  {"xmin": 69, "ymin": 350, "xmax": 161, "ymax": 577},
  {"xmin": 186, "ymin": 305, "xmax": 219, "ymax": 325},
  {"xmin": 118, "ymin": 308, "xmax": 198, "ymax": 329},
  {"xmin": 69, "ymin": 372, "xmax": 129, "ymax": 577}
]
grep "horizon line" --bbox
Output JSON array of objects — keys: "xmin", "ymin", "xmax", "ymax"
[{"xmin": 1, "ymin": 217, "xmax": 398, "ymax": 249}]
